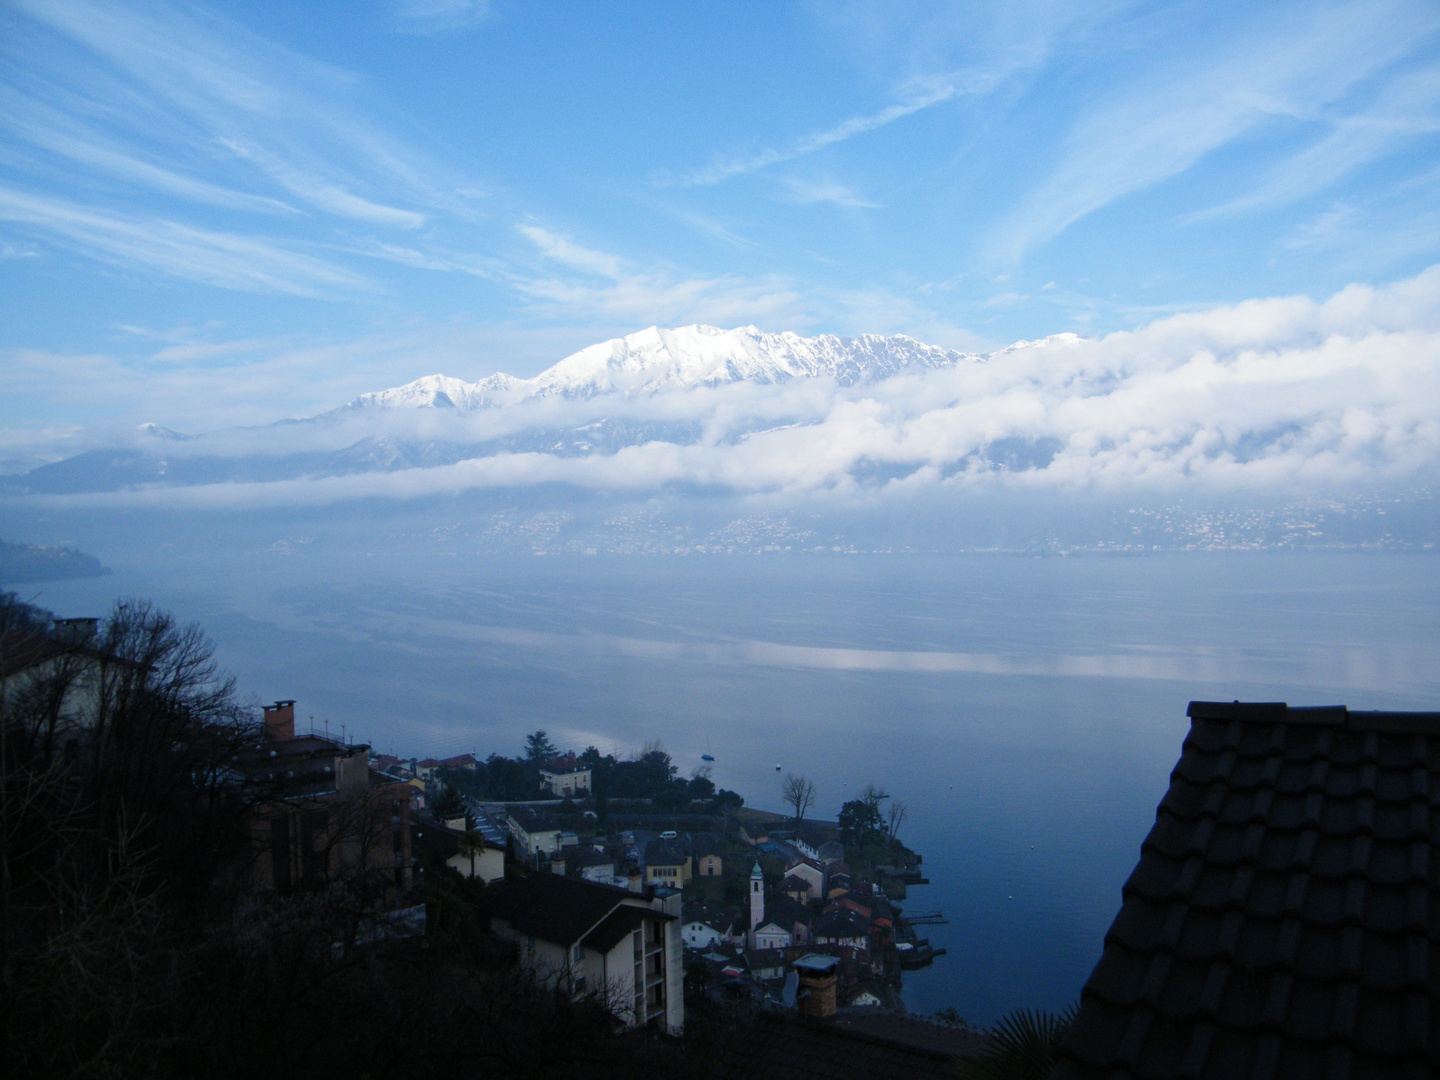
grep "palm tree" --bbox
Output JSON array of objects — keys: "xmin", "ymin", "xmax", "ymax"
[
  {"xmin": 456, "ymin": 821, "xmax": 482, "ymax": 879},
  {"xmin": 955, "ymin": 1005, "xmax": 1077, "ymax": 1080}
]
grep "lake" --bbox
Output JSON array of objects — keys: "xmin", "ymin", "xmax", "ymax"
[{"xmin": 27, "ymin": 547, "xmax": 1440, "ymax": 1023}]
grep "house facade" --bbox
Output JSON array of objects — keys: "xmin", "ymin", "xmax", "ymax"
[
  {"xmin": 507, "ymin": 807, "xmax": 562, "ymax": 857},
  {"xmin": 680, "ymin": 902, "xmax": 735, "ymax": 949},
  {"xmin": 692, "ymin": 834, "xmax": 723, "ymax": 877},
  {"xmin": 239, "ymin": 700, "xmax": 412, "ymax": 904},
  {"xmin": 644, "ymin": 840, "xmax": 691, "ymax": 885},
  {"xmin": 486, "ymin": 875, "xmax": 683, "ymax": 1035},
  {"xmin": 538, "ymin": 755, "xmax": 592, "ymax": 797},
  {"xmin": 783, "ymin": 856, "xmax": 825, "ymax": 898}
]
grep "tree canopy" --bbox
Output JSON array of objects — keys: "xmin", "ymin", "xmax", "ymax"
[
  {"xmin": 523, "ymin": 730, "xmax": 558, "ymax": 761},
  {"xmin": 838, "ymin": 798, "xmax": 886, "ymax": 848}
]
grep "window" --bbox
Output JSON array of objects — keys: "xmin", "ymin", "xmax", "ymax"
[{"xmin": 572, "ymin": 943, "xmax": 584, "ymax": 963}]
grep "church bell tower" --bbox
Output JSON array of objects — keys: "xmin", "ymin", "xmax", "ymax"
[{"xmin": 748, "ymin": 860, "xmax": 764, "ymax": 948}]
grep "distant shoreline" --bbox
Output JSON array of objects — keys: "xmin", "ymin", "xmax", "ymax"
[{"xmin": 0, "ymin": 539, "xmax": 110, "ymax": 584}]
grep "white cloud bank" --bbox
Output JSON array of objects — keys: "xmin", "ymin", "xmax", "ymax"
[{"xmin": 16, "ymin": 268, "xmax": 1440, "ymax": 510}]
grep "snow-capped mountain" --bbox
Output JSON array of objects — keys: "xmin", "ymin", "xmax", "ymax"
[
  {"xmin": 341, "ymin": 324, "xmax": 981, "ymax": 413},
  {"xmin": 3, "ymin": 324, "xmax": 1080, "ymax": 496}
]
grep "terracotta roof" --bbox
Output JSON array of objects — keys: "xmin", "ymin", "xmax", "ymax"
[{"xmin": 1056, "ymin": 701, "xmax": 1440, "ymax": 1080}]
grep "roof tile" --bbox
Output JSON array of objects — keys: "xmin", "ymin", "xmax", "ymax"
[{"xmin": 1055, "ymin": 701, "xmax": 1440, "ymax": 1079}]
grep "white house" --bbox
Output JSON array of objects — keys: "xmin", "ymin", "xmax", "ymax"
[
  {"xmin": 487, "ymin": 875, "xmax": 683, "ymax": 1035},
  {"xmin": 783, "ymin": 856, "xmax": 826, "ymax": 899},
  {"xmin": 507, "ymin": 807, "xmax": 562, "ymax": 857},
  {"xmin": 538, "ymin": 759, "xmax": 592, "ymax": 797},
  {"xmin": 680, "ymin": 902, "xmax": 735, "ymax": 950}
]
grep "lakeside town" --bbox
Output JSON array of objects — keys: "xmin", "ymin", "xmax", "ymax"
[
  {"xmin": 9, "ymin": 592, "xmax": 1437, "ymax": 1078},
  {"xmin": 3, "ymin": 595, "xmax": 989, "ymax": 1080},
  {"xmin": 376, "ymin": 727, "xmax": 946, "ymax": 1014}
]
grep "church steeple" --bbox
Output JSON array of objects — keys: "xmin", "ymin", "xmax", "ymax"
[{"xmin": 748, "ymin": 860, "xmax": 765, "ymax": 949}]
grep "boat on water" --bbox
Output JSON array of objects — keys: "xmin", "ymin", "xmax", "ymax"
[{"xmin": 701, "ymin": 754, "xmax": 714, "ymax": 762}]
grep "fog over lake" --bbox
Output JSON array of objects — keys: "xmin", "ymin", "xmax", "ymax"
[{"xmin": 26, "ymin": 538, "xmax": 1439, "ymax": 1022}]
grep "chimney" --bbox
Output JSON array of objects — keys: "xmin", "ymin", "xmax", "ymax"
[
  {"xmin": 53, "ymin": 617, "xmax": 98, "ymax": 644},
  {"xmin": 627, "ymin": 866, "xmax": 644, "ymax": 893},
  {"xmin": 793, "ymin": 956, "xmax": 840, "ymax": 1019},
  {"xmin": 263, "ymin": 700, "xmax": 296, "ymax": 742}
]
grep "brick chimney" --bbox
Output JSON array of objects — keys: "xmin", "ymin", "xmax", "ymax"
[
  {"xmin": 793, "ymin": 956, "xmax": 839, "ymax": 1018},
  {"xmin": 263, "ymin": 700, "xmax": 296, "ymax": 741}
]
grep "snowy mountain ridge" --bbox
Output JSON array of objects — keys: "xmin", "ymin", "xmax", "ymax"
[{"xmin": 339, "ymin": 324, "xmax": 1044, "ymax": 414}]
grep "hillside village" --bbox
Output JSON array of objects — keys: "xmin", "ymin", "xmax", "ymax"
[
  {"xmin": 1, "ymin": 595, "xmax": 985, "ymax": 1080},
  {"xmin": 378, "ymin": 728, "xmax": 945, "ymax": 1014}
]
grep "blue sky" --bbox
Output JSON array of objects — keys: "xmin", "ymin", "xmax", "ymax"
[{"xmin": 2, "ymin": 0, "xmax": 1439, "ymax": 450}]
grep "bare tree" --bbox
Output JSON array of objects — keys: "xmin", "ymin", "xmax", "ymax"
[
  {"xmin": 781, "ymin": 772, "xmax": 816, "ymax": 821},
  {"xmin": 887, "ymin": 799, "xmax": 908, "ymax": 841},
  {"xmin": 859, "ymin": 783, "xmax": 889, "ymax": 810}
]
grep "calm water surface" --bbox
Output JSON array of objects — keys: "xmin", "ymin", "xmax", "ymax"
[{"xmin": 31, "ymin": 550, "xmax": 1440, "ymax": 1022}]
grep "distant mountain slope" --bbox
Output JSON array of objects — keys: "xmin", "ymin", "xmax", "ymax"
[
  {"xmin": 0, "ymin": 539, "xmax": 109, "ymax": 583},
  {"xmin": 0, "ymin": 325, "xmax": 1094, "ymax": 497}
]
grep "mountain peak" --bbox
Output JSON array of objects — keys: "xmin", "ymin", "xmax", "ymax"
[{"xmin": 335, "ymin": 324, "xmax": 979, "ymax": 415}]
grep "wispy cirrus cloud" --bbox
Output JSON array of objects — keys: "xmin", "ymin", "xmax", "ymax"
[
  {"xmin": 1191, "ymin": 67, "xmax": 1440, "ymax": 222},
  {"xmin": 0, "ymin": 186, "xmax": 371, "ymax": 295},
  {"xmin": 675, "ymin": 74, "xmax": 977, "ymax": 187},
  {"xmin": 514, "ymin": 224, "xmax": 805, "ymax": 328},
  {"xmin": 994, "ymin": 0, "xmax": 1440, "ymax": 260},
  {"xmin": 0, "ymin": 0, "xmax": 463, "ymax": 289},
  {"xmin": 779, "ymin": 177, "xmax": 881, "ymax": 210},
  {"xmin": 391, "ymin": 0, "xmax": 495, "ymax": 36}
]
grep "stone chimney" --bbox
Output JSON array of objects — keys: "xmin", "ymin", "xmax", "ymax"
[{"xmin": 263, "ymin": 700, "xmax": 296, "ymax": 742}]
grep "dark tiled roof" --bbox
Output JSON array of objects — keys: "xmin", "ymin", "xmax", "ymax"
[
  {"xmin": 716, "ymin": 1012, "xmax": 960, "ymax": 1080},
  {"xmin": 412, "ymin": 820, "xmax": 502, "ymax": 862},
  {"xmin": 0, "ymin": 630, "xmax": 71, "ymax": 677},
  {"xmin": 580, "ymin": 903, "xmax": 651, "ymax": 953},
  {"xmin": 828, "ymin": 1012, "xmax": 987, "ymax": 1058},
  {"xmin": 682, "ymin": 900, "xmax": 734, "ymax": 930},
  {"xmin": 0, "ymin": 629, "xmax": 141, "ymax": 679},
  {"xmin": 767, "ymin": 894, "xmax": 815, "ymax": 929},
  {"xmin": 507, "ymin": 806, "xmax": 559, "ymax": 833},
  {"xmin": 568, "ymin": 847, "xmax": 615, "ymax": 869},
  {"xmin": 486, "ymin": 873, "xmax": 662, "ymax": 947},
  {"xmin": 744, "ymin": 947, "xmax": 788, "ymax": 971},
  {"xmin": 644, "ymin": 839, "xmax": 687, "ymax": 866},
  {"xmin": 814, "ymin": 908, "xmax": 870, "ymax": 940},
  {"xmin": 1056, "ymin": 701, "xmax": 1440, "ymax": 1080}
]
